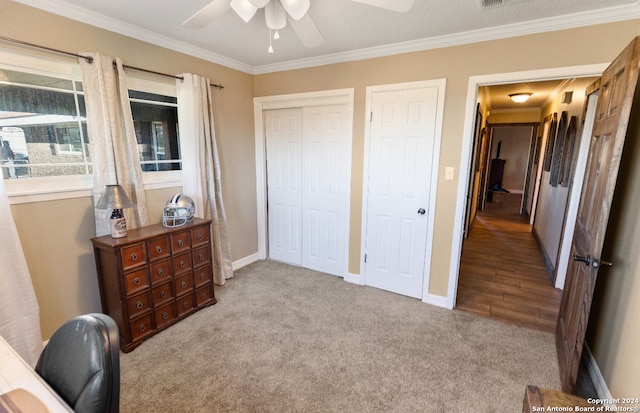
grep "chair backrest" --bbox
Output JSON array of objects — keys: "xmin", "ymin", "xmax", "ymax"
[{"xmin": 36, "ymin": 313, "xmax": 120, "ymax": 413}]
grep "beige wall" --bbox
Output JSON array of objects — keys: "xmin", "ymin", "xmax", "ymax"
[
  {"xmin": 254, "ymin": 21, "xmax": 640, "ymax": 297},
  {"xmin": 2, "ymin": 0, "xmax": 640, "ymax": 397},
  {"xmin": 1, "ymin": 1, "xmax": 258, "ymax": 338}
]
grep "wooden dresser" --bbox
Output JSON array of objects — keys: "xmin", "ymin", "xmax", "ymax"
[{"xmin": 91, "ymin": 218, "xmax": 216, "ymax": 352}]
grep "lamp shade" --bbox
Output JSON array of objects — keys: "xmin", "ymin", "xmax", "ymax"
[{"xmin": 96, "ymin": 185, "xmax": 134, "ymax": 210}]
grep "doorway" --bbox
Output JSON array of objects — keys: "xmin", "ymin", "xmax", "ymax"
[{"xmin": 448, "ymin": 65, "xmax": 607, "ymax": 312}]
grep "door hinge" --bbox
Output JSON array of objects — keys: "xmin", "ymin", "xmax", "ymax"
[
  {"xmin": 370, "ymin": 112, "xmax": 373, "ymax": 123},
  {"xmin": 364, "ymin": 254, "xmax": 367, "ymax": 263}
]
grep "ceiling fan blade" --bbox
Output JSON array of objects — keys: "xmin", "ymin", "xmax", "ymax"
[
  {"xmin": 350, "ymin": 0, "xmax": 414, "ymax": 13},
  {"xmin": 183, "ymin": 0, "xmax": 231, "ymax": 28},
  {"xmin": 248, "ymin": 0, "xmax": 269, "ymax": 6},
  {"xmin": 288, "ymin": 13, "xmax": 324, "ymax": 48},
  {"xmin": 280, "ymin": 0, "xmax": 310, "ymax": 20},
  {"xmin": 230, "ymin": 0, "xmax": 258, "ymax": 22}
]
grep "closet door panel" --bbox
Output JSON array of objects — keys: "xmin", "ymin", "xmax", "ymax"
[
  {"xmin": 302, "ymin": 105, "xmax": 350, "ymax": 276},
  {"xmin": 266, "ymin": 108, "xmax": 303, "ymax": 265}
]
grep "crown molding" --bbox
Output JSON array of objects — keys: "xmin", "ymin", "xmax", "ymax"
[
  {"xmin": 253, "ymin": 1, "xmax": 640, "ymax": 74},
  {"xmin": 12, "ymin": 0, "xmax": 640, "ymax": 75},
  {"xmin": 11, "ymin": 0, "xmax": 254, "ymax": 74}
]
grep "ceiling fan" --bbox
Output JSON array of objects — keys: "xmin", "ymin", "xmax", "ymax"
[{"xmin": 183, "ymin": 0, "xmax": 415, "ymax": 49}]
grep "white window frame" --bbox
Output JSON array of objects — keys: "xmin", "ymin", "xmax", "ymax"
[{"xmin": 0, "ymin": 49, "xmax": 182, "ymax": 205}]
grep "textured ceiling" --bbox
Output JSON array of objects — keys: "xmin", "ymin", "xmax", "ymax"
[{"xmin": 12, "ymin": 0, "xmax": 640, "ymax": 74}]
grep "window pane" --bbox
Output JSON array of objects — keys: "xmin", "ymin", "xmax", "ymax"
[
  {"xmin": 130, "ymin": 92, "xmax": 180, "ymax": 172},
  {"xmin": 0, "ymin": 72, "xmax": 89, "ymax": 179}
]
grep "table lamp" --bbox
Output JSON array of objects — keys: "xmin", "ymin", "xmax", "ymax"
[{"xmin": 96, "ymin": 184, "xmax": 134, "ymax": 238}]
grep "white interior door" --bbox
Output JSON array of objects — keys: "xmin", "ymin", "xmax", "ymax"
[
  {"xmin": 266, "ymin": 108, "xmax": 303, "ymax": 265},
  {"xmin": 302, "ymin": 105, "xmax": 350, "ymax": 276},
  {"xmin": 364, "ymin": 85, "xmax": 441, "ymax": 299},
  {"xmin": 266, "ymin": 105, "xmax": 350, "ymax": 276}
]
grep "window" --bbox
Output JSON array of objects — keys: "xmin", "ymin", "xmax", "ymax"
[
  {"xmin": 1, "ymin": 50, "xmax": 181, "ymax": 202},
  {"xmin": 0, "ymin": 69, "xmax": 90, "ymax": 178},
  {"xmin": 129, "ymin": 90, "xmax": 180, "ymax": 172}
]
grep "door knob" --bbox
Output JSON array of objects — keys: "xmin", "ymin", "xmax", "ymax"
[
  {"xmin": 417, "ymin": 208, "xmax": 426, "ymax": 215},
  {"xmin": 573, "ymin": 255, "xmax": 591, "ymax": 266},
  {"xmin": 574, "ymin": 255, "xmax": 613, "ymax": 269}
]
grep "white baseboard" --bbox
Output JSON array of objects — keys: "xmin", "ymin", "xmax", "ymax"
[
  {"xmin": 343, "ymin": 272, "xmax": 364, "ymax": 285},
  {"xmin": 232, "ymin": 253, "xmax": 261, "ymax": 271},
  {"xmin": 423, "ymin": 293, "xmax": 451, "ymax": 309},
  {"xmin": 583, "ymin": 343, "xmax": 612, "ymax": 399}
]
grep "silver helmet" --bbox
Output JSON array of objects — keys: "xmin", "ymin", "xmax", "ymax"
[{"xmin": 162, "ymin": 194, "xmax": 195, "ymax": 227}]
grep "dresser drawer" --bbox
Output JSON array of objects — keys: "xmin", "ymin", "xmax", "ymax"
[
  {"xmin": 194, "ymin": 264, "xmax": 212, "ymax": 288},
  {"xmin": 129, "ymin": 313, "xmax": 154, "ymax": 342},
  {"xmin": 127, "ymin": 291, "xmax": 152, "ymax": 319},
  {"xmin": 150, "ymin": 259, "xmax": 171, "ymax": 284},
  {"xmin": 121, "ymin": 243, "xmax": 146, "ymax": 270},
  {"xmin": 148, "ymin": 236, "xmax": 170, "ymax": 261},
  {"xmin": 176, "ymin": 294, "xmax": 194, "ymax": 317},
  {"xmin": 193, "ymin": 245, "xmax": 210, "ymax": 267},
  {"xmin": 152, "ymin": 281, "xmax": 174, "ymax": 307},
  {"xmin": 192, "ymin": 226, "xmax": 210, "ymax": 246},
  {"xmin": 125, "ymin": 268, "xmax": 149, "ymax": 295},
  {"xmin": 175, "ymin": 273, "xmax": 194, "ymax": 297},
  {"xmin": 196, "ymin": 284, "xmax": 214, "ymax": 307},
  {"xmin": 154, "ymin": 303, "xmax": 177, "ymax": 329},
  {"xmin": 171, "ymin": 231, "xmax": 191, "ymax": 253},
  {"xmin": 173, "ymin": 251, "xmax": 192, "ymax": 275}
]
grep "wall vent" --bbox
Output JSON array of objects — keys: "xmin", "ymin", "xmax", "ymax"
[{"xmin": 480, "ymin": 0, "xmax": 505, "ymax": 8}]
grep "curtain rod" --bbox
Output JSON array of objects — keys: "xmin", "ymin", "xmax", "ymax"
[{"xmin": 0, "ymin": 35, "xmax": 224, "ymax": 90}]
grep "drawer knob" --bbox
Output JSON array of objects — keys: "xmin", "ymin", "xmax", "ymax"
[
  {"xmin": 181, "ymin": 281, "xmax": 187, "ymax": 289},
  {"xmin": 158, "ymin": 269, "xmax": 164, "ymax": 276},
  {"xmin": 134, "ymin": 277, "xmax": 140, "ymax": 285},
  {"xmin": 199, "ymin": 273, "xmax": 205, "ymax": 280},
  {"xmin": 197, "ymin": 234, "xmax": 203, "ymax": 241},
  {"xmin": 201, "ymin": 292, "xmax": 207, "ymax": 299},
  {"xmin": 162, "ymin": 312, "xmax": 169, "ymax": 320},
  {"xmin": 183, "ymin": 302, "xmax": 188, "ymax": 308},
  {"xmin": 139, "ymin": 324, "xmax": 145, "ymax": 332},
  {"xmin": 160, "ymin": 290, "xmax": 167, "ymax": 298},
  {"xmin": 179, "ymin": 260, "xmax": 185, "ymax": 268},
  {"xmin": 131, "ymin": 253, "xmax": 137, "ymax": 261},
  {"xmin": 136, "ymin": 301, "xmax": 143, "ymax": 309},
  {"xmin": 156, "ymin": 246, "xmax": 162, "ymax": 253},
  {"xmin": 178, "ymin": 239, "xmax": 184, "ymax": 247},
  {"xmin": 198, "ymin": 253, "xmax": 205, "ymax": 261}
]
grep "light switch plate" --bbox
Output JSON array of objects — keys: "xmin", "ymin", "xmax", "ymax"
[{"xmin": 445, "ymin": 167, "xmax": 455, "ymax": 180}]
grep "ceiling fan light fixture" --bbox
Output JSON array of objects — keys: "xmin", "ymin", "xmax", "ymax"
[
  {"xmin": 265, "ymin": 0, "xmax": 287, "ymax": 29},
  {"xmin": 509, "ymin": 92, "xmax": 532, "ymax": 103},
  {"xmin": 230, "ymin": 0, "xmax": 258, "ymax": 22},
  {"xmin": 280, "ymin": 0, "xmax": 310, "ymax": 20},
  {"xmin": 248, "ymin": 0, "xmax": 269, "ymax": 7}
]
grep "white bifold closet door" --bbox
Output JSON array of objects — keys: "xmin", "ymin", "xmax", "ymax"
[{"xmin": 266, "ymin": 105, "xmax": 350, "ymax": 277}]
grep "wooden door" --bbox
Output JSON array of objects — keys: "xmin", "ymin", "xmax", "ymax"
[
  {"xmin": 364, "ymin": 85, "xmax": 439, "ymax": 299},
  {"xmin": 556, "ymin": 37, "xmax": 640, "ymax": 393}
]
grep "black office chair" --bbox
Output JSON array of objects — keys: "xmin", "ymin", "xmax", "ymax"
[{"xmin": 36, "ymin": 313, "xmax": 120, "ymax": 413}]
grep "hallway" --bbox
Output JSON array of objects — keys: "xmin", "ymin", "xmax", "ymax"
[{"xmin": 455, "ymin": 193, "xmax": 563, "ymax": 333}]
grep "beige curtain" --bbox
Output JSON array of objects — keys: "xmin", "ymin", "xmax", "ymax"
[
  {"xmin": 177, "ymin": 74, "xmax": 233, "ymax": 285},
  {"xmin": 0, "ymin": 178, "xmax": 42, "ymax": 367},
  {"xmin": 80, "ymin": 53, "xmax": 149, "ymax": 235}
]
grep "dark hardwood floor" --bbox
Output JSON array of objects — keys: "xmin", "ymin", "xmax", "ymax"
[{"xmin": 455, "ymin": 192, "xmax": 563, "ymax": 333}]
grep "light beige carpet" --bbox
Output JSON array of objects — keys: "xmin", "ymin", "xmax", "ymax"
[{"xmin": 120, "ymin": 259, "xmax": 560, "ymax": 412}]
